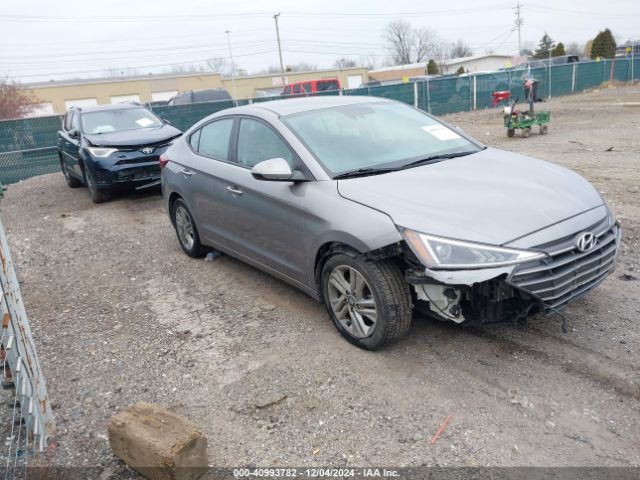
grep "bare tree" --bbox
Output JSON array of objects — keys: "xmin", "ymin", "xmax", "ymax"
[
  {"xmin": 359, "ymin": 53, "xmax": 379, "ymax": 70},
  {"xmin": 565, "ymin": 42, "xmax": 583, "ymax": 56},
  {"xmin": 384, "ymin": 20, "xmax": 414, "ymax": 64},
  {"xmin": 168, "ymin": 64, "xmax": 206, "ymax": 74},
  {"xmin": 205, "ymin": 56, "xmax": 228, "ymax": 73},
  {"xmin": 431, "ymin": 41, "xmax": 452, "ymax": 74},
  {"xmin": 334, "ymin": 57, "xmax": 357, "ymax": 69},
  {"xmin": 286, "ymin": 62, "xmax": 317, "ymax": 72},
  {"xmin": 0, "ymin": 80, "xmax": 39, "ymax": 119},
  {"xmin": 450, "ymin": 39, "xmax": 473, "ymax": 58},
  {"xmin": 102, "ymin": 67, "xmax": 141, "ymax": 78},
  {"xmin": 383, "ymin": 20, "xmax": 439, "ymax": 65}
]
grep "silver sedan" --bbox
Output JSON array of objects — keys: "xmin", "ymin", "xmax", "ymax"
[{"xmin": 161, "ymin": 96, "xmax": 620, "ymax": 350}]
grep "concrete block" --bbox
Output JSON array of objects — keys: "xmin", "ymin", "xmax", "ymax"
[{"xmin": 108, "ymin": 401, "xmax": 208, "ymax": 480}]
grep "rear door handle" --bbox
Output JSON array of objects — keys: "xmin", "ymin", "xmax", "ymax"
[
  {"xmin": 179, "ymin": 168, "xmax": 193, "ymax": 177},
  {"xmin": 226, "ymin": 185, "xmax": 243, "ymax": 195}
]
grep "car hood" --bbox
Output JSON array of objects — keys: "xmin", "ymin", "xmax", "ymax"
[
  {"xmin": 337, "ymin": 147, "xmax": 604, "ymax": 246},
  {"xmin": 84, "ymin": 125, "xmax": 182, "ymax": 148}
]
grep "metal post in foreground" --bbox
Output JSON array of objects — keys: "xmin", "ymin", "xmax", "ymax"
[{"xmin": 0, "ymin": 215, "xmax": 55, "ymax": 463}]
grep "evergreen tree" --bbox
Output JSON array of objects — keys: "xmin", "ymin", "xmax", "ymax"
[
  {"xmin": 590, "ymin": 29, "xmax": 616, "ymax": 59},
  {"xmin": 551, "ymin": 42, "xmax": 566, "ymax": 57},
  {"xmin": 533, "ymin": 33, "xmax": 555, "ymax": 59},
  {"xmin": 455, "ymin": 66, "xmax": 465, "ymax": 75},
  {"xmin": 427, "ymin": 59, "xmax": 439, "ymax": 74}
]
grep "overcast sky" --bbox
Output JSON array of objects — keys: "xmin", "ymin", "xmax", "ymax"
[{"xmin": 1, "ymin": 0, "xmax": 637, "ymax": 83}]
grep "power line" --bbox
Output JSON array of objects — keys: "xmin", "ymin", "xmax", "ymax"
[
  {"xmin": 3, "ymin": 50, "xmax": 277, "ymax": 79},
  {"xmin": 0, "ymin": 5, "xmax": 515, "ymax": 23}
]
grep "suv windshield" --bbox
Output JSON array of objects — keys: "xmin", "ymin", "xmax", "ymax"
[
  {"xmin": 282, "ymin": 101, "xmax": 479, "ymax": 176},
  {"xmin": 81, "ymin": 107, "xmax": 162, "ymax": 134}
]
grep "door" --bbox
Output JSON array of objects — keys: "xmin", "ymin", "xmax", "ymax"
[
  {"xmin": 217, "ymin": 117, "xmax": 308, "ymax": 283},
  {"xmin": 176, "ymin": 117, "xmax": 235, "ymax": 247},
  {"xmin": 59, "ymin": 111, "xmax": 81, "ymax": 177}
]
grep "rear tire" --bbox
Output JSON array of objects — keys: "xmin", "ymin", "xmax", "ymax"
[
  {"xmin": 540, "ymin": 125, "xmax": 548, "ymax": 135},
  {"xmin": 321, "ymin": 253, "xmax": 412, "ymax": 350},
  {"xmin": 83, "ymin": 167, "xmax": 111, "ymax": 204},
  {"xmin": 171, "ymin": 199, "xmax": 207, "ymax": 258},
  {"xmin": 507, "ymin": 128, "xmax": 515, "ymax": 138}
]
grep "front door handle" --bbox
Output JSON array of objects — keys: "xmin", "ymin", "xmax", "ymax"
[
  {"xmin": 179, "ymin": 168, "xmax": 193, "ymax": 177},
  {"xmin": 226, "ymin": 185, "xmax": 243, "ymax": 195}
]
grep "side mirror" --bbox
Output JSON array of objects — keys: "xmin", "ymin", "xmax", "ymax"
[
  {"xmin": 68, "ymin": 129, "xmax": 79, "ymax": 139},
  {"xmin": 251, "ymin": 158, "xmax": 296, "ymax": 182}
]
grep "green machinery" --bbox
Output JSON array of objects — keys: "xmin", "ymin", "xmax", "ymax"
[{"xmin": 503, "ymin": 81, "xmax": 551, "ymax": 138}]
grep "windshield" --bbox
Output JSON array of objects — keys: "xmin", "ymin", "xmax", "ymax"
[
  {"xmin": 81, "ymin": 107, "xmax": 163, "ymax": 134},
  {"xmin": 282, "ymin": 101, "xmax": 479, "ymax": 176}
]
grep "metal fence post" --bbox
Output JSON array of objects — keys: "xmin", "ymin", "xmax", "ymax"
[
  {"xmin": 413, "ymin": 81, "xmax": 418, "ymax": 108},
  {"xmin": 472, "ymin": 75, "xmax": 477, "ymax": 110},
  {"xmin": 426, "ymin": 78, "xmax": 431, "ymax": 113},
  {"xmin": 571, "ymin": 63, "xmax": 577, "ymax": 93}
]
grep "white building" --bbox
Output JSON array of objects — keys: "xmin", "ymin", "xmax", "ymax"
[{"xmin": 440, "ymin": 54, "xmax": 513, "ymax": 74}]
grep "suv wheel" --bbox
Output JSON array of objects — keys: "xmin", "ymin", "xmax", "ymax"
[
  {"xmin": 60, "ymin": 159, "xmax": 82, "ymax": 188},
  {"xmin": 321, "ymin": 253, "xmax": 412, "ymax": 350},
  {"xmin": 83, "ymin": 167, "xmax": 111, "ymax": 204},
  {"xmin": 171, "ymin": 199, "xmax": 206, "ymax": 257}
]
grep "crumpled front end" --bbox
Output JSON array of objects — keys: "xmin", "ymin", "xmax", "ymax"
[{"xmin": 402, "ymin": 209, "xmax": 621, "ymax": 325}]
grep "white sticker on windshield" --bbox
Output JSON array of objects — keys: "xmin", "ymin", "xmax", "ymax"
[
  {"xmin": 136, "ymin": 117, "xmax": 155, "ymax": 127},
  {"xmin": 422, "ymin": 124, "xmax": 461, "ymax": 141}
]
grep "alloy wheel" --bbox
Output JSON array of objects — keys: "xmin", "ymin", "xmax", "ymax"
[
  {"xmin": 327, "ymin": 265, "xmax": 378, "ymax": 339},
  {"xmin": 175, "ymin": 205, "xmax": 195, "ymax": 250}
]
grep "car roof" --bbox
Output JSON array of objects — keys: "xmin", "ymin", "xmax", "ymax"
[
  {"xmin": 231, "ymin": 95, "xmax": 392, "ymax": 117},
  {"xmin": 70, "ymin": 103, "xmax": 145, "ymax": 113}
]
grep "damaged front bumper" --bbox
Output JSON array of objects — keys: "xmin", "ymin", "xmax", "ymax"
[{"xmin": 406, "ymin": 220, "xmax": 621, "ymax": 325}]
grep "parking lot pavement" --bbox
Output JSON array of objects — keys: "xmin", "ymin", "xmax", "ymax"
[{"xmin": 0, "ymin": 84, "xmax": 638, "ymax": 472}]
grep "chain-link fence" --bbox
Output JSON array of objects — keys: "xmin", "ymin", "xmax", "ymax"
[{"xmin": 1, "ymin": 58, "xmax": 638, "ymax": 185}]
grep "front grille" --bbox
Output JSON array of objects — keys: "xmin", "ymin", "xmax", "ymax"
[
  {"xmin": 115, "ymin": 166, "xmax": 159, "ymax": 182},
  {"xmin": 509, "ymin": 217, "xmax": 620, "ymax": 310}
]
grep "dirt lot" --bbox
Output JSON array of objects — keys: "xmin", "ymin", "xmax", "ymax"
[{"xmin": 1, "ymin": 84, "xmax": 639, "ymax": 474}]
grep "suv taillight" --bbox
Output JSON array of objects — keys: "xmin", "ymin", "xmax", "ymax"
[{"xmin": 159, "ymin": 153, "xmax": 169, "ymax": 169}]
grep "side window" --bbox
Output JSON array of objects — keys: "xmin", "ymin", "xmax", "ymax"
[
  {"xmin": 189, "ymin": 129, "xmax": 201, "ymax": 150},
  {"xmin": 195, "ymin": 119, "xmax": 233, "ymax": 160},
  {"xmin": 237, "ymin": 118, "xmax": 294, "ymax": 168},
  {"xmin": 317, "ymin": 79, "xmax": 340, "ymax": 92},
  {"xmin": 70, "ymin": 112, "xmax": 79, "ymax": 131},
  {"xmin": 302, "ymin": 82, "xmax": 312, "ymax": 93},
  {"xmin": 293, "ymin": 84, "xmax": 301, "ymax": 94}
]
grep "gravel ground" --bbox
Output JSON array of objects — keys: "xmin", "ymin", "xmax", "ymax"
[{"xmin": 0, "ymin": 84, "xmax": 638, "ymax": 474}]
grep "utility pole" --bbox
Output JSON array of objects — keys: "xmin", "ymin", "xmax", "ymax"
[
  {"xmin": 225, "ymin": 30, "xmax": 238, "ymax": 106},
  {"xmin": 273, "ymin": 13, "xmax": 286, "ymax": 89},
  {"xmin": 513, "ymin": 3, "xmax": 523, "ymax": 54}
]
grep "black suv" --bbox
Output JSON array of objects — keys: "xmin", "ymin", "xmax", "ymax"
[{"xmin": 58, "ymin": 104, "xmax": 181, "ymax": 203}]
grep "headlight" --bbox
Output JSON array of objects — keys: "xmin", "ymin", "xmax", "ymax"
[
  {"xmin": 401, "ymin": 228, "xmax": 546, "ymax": 269},
  {"xmin": 86, "ymin": 147, "xmax": 118, "ymax": 157}
]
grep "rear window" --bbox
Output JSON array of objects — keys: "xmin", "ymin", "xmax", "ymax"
[{"xmin": 317, "ymin": 79, "xmax": 340, "ymax": 92}]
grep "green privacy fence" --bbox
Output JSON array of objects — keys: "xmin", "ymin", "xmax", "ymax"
[{"xmin": 1, "ymin": 58, "xmax": 639, "ymax": 185}]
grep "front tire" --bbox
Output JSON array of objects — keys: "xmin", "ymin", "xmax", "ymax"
[
  {"xmin": 171, "ymin": 199, "xmax": 206, "ymax": 258},
  {"xmin": 83, "ymin": 167, "xmax": 111, "ymax": 203},
  {"xmin": 60, "ymin": 159, "xmax": 82, "ymax": 188},
  {"xmin": 321, "ymin": 253, "xmax": 412, "ymax": 350}
]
